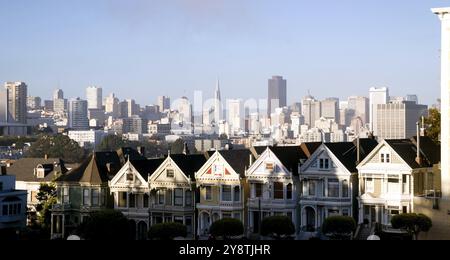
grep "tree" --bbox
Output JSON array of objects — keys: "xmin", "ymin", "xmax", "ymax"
[
  {"xmin": 35, "ymin": 183, "xmax": 57, "ymax": 230},
  {"xmin": 322, "ymin": 216, "xmax": 356, "ymax": 240},
  {"xmin": 170, "ymin": 139, "xmax": 185, "ymax": 154},
  {"xmin": 260, "ymin": 216, "xmax": 295, "ymax": 239},
  {"xmin": 96, "ymin": 134, "xmax": 126, "ymax": 152},
  {"xmin": 391, "ymin": 213, "xmax": 432, "ymax": 240},
  {"xmin": 424, "ymin": 108, "xmax": 441, "ymax": 143},
  {"xmin": 148, "ymin": 222, "xmax": 187, "ymax": 240},
  {"xmin": 209, "ymin": 218, "xmax": 244, "ymax": 239},
  {"xmin": 75, "ymin": 210, "xmax": 130, "ymax": 240},
  {"xmin": 25, "ymin": 134, "xmax": 86, "ymax": 163}
]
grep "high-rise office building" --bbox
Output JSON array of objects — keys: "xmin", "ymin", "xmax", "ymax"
[
  {"xmin": 369, "ymin": 87, "xmax": 389, "ymax": 136},
  {"xmin": 214, "ymin": 79, "xmax": 222, "ymax": 124},
  {"xmin": 406, "ymin": 94, "xmax": 419, "ymax": 104},
  {"xmin": 375, "ymin": 100, "xmax": 428, "ymax": 140},
  {"xmin": 321, "ymin": 98, "xmax": 339, "ymax": 122},
  {"xmin": 267, "ymin": 76, "xmax": 287, "ymax": 117},
  {"xmin": 302, "ymin": 95, "xmax": 321, "ymax": 127},
  {"xmin": 53, "ymin": 98, "xmax": 67, "ymax": 113},
  {"xmin": 348, "ymin": 96, "xmax": 370, "ymax": 125},
  {"xmin": 126, "ymin": 99, "xmax": 136, "ymax": 117},
  {"xmin": 0, "ymin": 89, "xmax": 8, "ymax": 122},
  {"xmin": 53, "ymin": 89, "xmax": 64, "ymax": 100},
  {"xmin": 227, "ymin": 99, "xmax": 244, "ymax": 135},
  {"xmin": 5, "ymin": 82, "xmax": 27, "ymax": 124},
  {"xmin": 86, "ymin": 86, "xmax": 102, "ymax": 109},
  {"xmin": 27, "ymin": 96, "xmax": 41, "ymax": 110},
  {"xmin": 122, "ymin": 115, "xmax": 144, "ymax": 134},
  {"xmin": 105, "ymin": 93, "xmax": 119, "ymax": 117},
  {"xmin": 68, "ymin": 98, "xmax": 89, "ymax": 130},
  {"xmin": 157, "ymin": 96, "xmax": 171, "ymax": 112}
]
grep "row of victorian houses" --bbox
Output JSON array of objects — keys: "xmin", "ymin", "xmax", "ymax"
[{"xmin": 5, "ymin": 135, "xmax": 441, "ymax": 240}]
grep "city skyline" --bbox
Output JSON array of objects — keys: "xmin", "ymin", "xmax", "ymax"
[{"xmin": 0, "ymin": 0, "xmax": 445, "ymax": 106}]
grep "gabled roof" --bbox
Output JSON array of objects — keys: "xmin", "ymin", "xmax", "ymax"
[
  {"xmin": 385, "ymin": 136, "xmax": 440, "ymax": 169},
  {"xmin": 324, "ymin": 138, "xmax": 378, "ymax": 173},
  {"xmin": 300, "ymin": 142, "xmax": 322, "ymax": 158},
  {"xmin": 116, "ymin": 147, "xmax": 146, "ymax": 165},
  {"xmin": 57, "ymin": 154, "xmax": 109, "ymax": 185},
  {"xmin": 7, "ymin": 158, "xmax": 68, "ymax": 182},
  {"xmin": 206, "ymin": 149, "xmax": 254, "ymax": 177},
  {"xmin": 131, "ymin": 158, "xmax": 166, "ymax": 180},
  {"xmin": 169, "ymin": 154, "xmax": 208, "ymax": 179}
]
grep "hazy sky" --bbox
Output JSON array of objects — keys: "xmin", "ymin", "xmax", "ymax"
[{"xmin": 0, "ymin": 0, "xmax": 447, "ymax": 106}]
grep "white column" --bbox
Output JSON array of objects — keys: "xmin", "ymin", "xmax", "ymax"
[{"xmin": 433, "ymin": 8, "xmax": 450, "ymax": 199}]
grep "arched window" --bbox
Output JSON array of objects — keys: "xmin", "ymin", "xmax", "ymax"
[{"xmin": 286, "ymin": 183, "xmax": 293, "ymax": 200}]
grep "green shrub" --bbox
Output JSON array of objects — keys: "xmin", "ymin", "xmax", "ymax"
[
  {"xmin": 260, "ymin": 216, "xmax": 295, "ymax": 239},
  {"xmin": 209, "ymin": 218, "xmax": 244, "ymax": 239},
  {"xmin": 148, "ymin": 222, "xmax": 187, "ymax": 240},
  {"xmin": 322, "ymin": 216, "xmax": 356, "ymax": 240}
]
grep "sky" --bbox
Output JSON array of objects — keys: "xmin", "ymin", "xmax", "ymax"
[{"xmin": 0, "ymin": 0, "xmax": 447, "ymax": 107}]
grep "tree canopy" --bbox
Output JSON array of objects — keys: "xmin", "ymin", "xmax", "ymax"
[
  {"xmin": 25, "ymin": 134, "xmax": 86, "ymax": 163},
  {"xmin": 148, "ymin": 222, "xmax": 187, "ymax": 240},
  {"xmin": 260, "ymin": 216, "xmax": 295, "ymax": 239},
  {"xmin": 35, "ymin": 183, "xmax": 57, "ymax": 229},
  {"xmin": 210, "ymin": 218, "xmax": 244, "ymax": 239},
  {"xmin": 170, "ymin": 139, "xmax": 185, "ymax": 154},
  {"xmin": 391, "ymin": 213, "xmax": 432, "ymax": 240},
  {"xmin": 75, "ymin": 209, "xmax": 130, "ymax": 240},
  {"xmin": 424, "ymin": 108, "xmax": 440, "ymax": 143},
  {"xmin": 322, "ymin": 216, "xmax": 356, "ymax": 240}
]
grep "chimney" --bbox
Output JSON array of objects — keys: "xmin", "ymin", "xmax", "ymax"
[
  {"xmin": 416, "ymin": 122, "xmax": 422, "ymax": 165},
  {"xmin": 137, "ymin": 146, "xmax": 145, "ymax": 156},
  {"xmin": 44, "ymin": 154, "xmax": 48, "ymax": 160}
]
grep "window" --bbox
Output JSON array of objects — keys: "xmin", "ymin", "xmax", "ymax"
[
  {"xmin": 185, "ymin": 190, "xmax": 192, "ymax": 206},
  {"xmin": 328, "ymin": 209, "xmax": 340, "ymax": 217},
  {"xmin": 91, "ymin": 189, "xmax": 99, "ymax": 206},
  {"xmin": 319, "ymin": 159, "xmax": 329, "ymax": 169},
  {"xmin": 2, "ymin": 205, "xmax": 7, "ymax": 216},
  {"xmin": 185, "ymin": 216, "xmax": 193, "ymax": 234},
  {"xmin": 119, "ymin": 192, "xmax": 127, "ymax": 207},
  {"xmin": 222, "ymin": 185, "xmax": 232, "ymax": 201},
  {"xmin": 129, "ymin": 193, "xmax": 136, "ymax": 208},
  {"xmin": 0, "ymin": 182, "xmax": 3, "ymax": 191},
  {"xmin": 158, "ymin": 190, "xmax": 165, "ymax": 205},
  {"xmin": 388, "ymin": 177, "xmax": 400, "ymax": 193},
  {"xmin": 327, "ymin": 179, "xmax": 339, "ymax": 197},
  {"xmin": 286, "ymin": 183, "xmax": 293, "ymax": 200},
  {"xmin": 83, "ymin": 189, "xmax": 90, "ymax": 206},
  {"xmin": 403, "ymin": 206, "xmax": 408, "ymax": 214},
  {"xmin": 63, "ymin": 187, "xmax": 69, "ymax": 204},
  {"xmin": 205, "ymin": 186, "xmax": 212, "ymax": 201},
  {"xmin": 381, "ymin": 153, "xmax": 390, "ymax": 163},
  {"xmin": 303, "ymin": 180, "xmax": 316, "ymax": 196},
  {"xmin": 342, "ymin": 209, "xmax": 349, "ymax": 216},
  {"xmin": 100, "ymin": 188, "xmax": 106, "ymax": 206},
  {"xmin": 222, "ymin": 212, "xmax": 232, "ymax": 219},
  {"xmin": 254, "ymin": 183, "xmax": 263, "ymax": 198},
  {"xmin": 342, "ymin": 180, "xmax": 349, "ymax": 198},
  {"xmin": 174, "ymin": 188, "xmax": 183, "ymax": 206},
  {"xmin": 366, "ymin": 178, "xmax": 374, "ymax": 193},
  {"xmin": 266, "ymin": 163, "xmax": 274, "ymax": 171},
  {"xmin": 386, "ymin": 154, "xmax": 390, "ymax": 163},
  {"xmin": 381, "ymin": 154, "xmax": 385, "ymax": 163},
  {"xmin": 403, "ymin": 175, "xmax": 409, "ymax": 194},
  {"xmin": 166, "ymin": 169, "xmax": 174, "ymax": 178},
  {"xmin": 174, "ymin": 216, "xmax": 184, "ymax": 224},
  {"xmin": 233, "ymin": 186, "xmax": 240, "ymax": 202},
  {"xmin": 126, "ymin": 173, "xmax": 133, "ymax": 181},
  {"xmin": 143, "ymin": 194, "xmax": 149, "ymax": 208},
  {"xmin": 274, "ymin": 182, "xmax": 284, "ymax": 199}
]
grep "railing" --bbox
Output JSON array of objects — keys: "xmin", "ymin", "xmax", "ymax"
[
  {"xmin": 299, "ymin": 197, "xmax": 351, "ymax": 203},
  {"xmin": 423, "ymin": 190, "xmax": 442, "ymax": 199},
  {"xmin": 52, "ymin": 203, "xmax": 71, "ymax": 210}
]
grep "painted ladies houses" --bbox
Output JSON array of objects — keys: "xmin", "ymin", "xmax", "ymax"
[
  {"xmin": 51, "ymin": 148, "xmax": 145, "ymax": 239},
  {"xmin": 245, "ymin": 145, "xmax": 319, "ymax": 235},
  {"xmin": 148, "ymin": 153, "xmax": 207, "ymax": 238},
  {"xmin": 109, "ymin": 157, "xmax": 164, "ymax": 240},
  {"xmin": 195, "ymin": 149, "xmax": 255, "ymax": 236},
  {"xmin": 299, "ymin": 139, "xmax": 378, "ymax": 236},
  {"xmin": 357, "ymin": 137, "xmax": 440, "ymax": 231}
]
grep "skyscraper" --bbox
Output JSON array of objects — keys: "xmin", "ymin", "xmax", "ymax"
[
  {"xmin": 105, "ymin": 93, "xmax": 119, "ymax": 117},
  {"xmin": 214, "ymin": 79, "xmax": 222, "ymax": 124},
  {"xmin": 5, "ymin": 82, "xmax": 27, "ymax": 124},
  {"xmin": 321, "ymin": 98, "xmax": 339, "ymax": 122},
  {"xmin": 68, "ymin": 98, "xmax": 89, "ymax": 130},
  {"xmin": 375, "ymin": 100, "xmax": 428, "ymax": 140},
  {"xmin": 86, "ymin": 86, "xmax": 102, "ymax": 109},
  {"xmin": 369, "ymin": 87, "xmax": 389, "ymax": 136},
  {"xmin": 227, "ymin": 99, "xmax": 244, "ymax": 135},
  {"xmin": 267, "ymin": 76, "xmax": 287, "ymax": 117},
  {"xmin": 301, "ymin": 94, "xmax": 321, "ymax": 127},
  {"xmin": 347, "ymin": 96, "xmax": 369, "ymax": 125},
  {"xmin": 53, "ymin": 89, "xmax": 64, "ymax": 100},
  {"xmin": 126, "ymin": 99, "xmax": 136, "ymax": 117},
  {"xmin": 27, "ymin": 96, "xmax": 41, "ymax": 110},
  {"xmin": 0, "ymin": 88, "xmax": 8, "ymax": 122},
  {"xmin": 157, "ymin": 96, "xmax": 171, "ymax": 112}
]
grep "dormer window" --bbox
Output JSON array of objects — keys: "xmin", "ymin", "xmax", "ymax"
[
  {"xmin": 319, "ymin": 158, "xmax": 330, "ymax": 170},
  {"xmin": 36, "ymin": 168, "xmax": 45, "ymax": 179},
  {"xmin": 381, "ymin": 153, "xmax": 391, "ymax": 163},
  {"xmin": 166, "ymin": 169, "xmax": 174, "ymax": 178}
]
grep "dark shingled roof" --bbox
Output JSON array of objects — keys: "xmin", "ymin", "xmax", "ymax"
[
  {"xmin": 56, "ymin": 147, "xmax": 145, "ymax": 184},
  {"xmin": 131, "ymin": 158, "xmax": 166, "ymax": 180},
  {"xmin": 7, "ymin": 158, "xmax": 68, "ymax": 182},
  {"xmin": 207, "ymin": 149, "xmax": 254, "ymax": 177},
  {"xmin": 169, "ymin": 154, "xmax": 208, "ymax": 179},
  {"xmin": 325, "ymin": 138, "xmax": 378, "ymax": 173},
  {"xmin": 385, "ymin": 136, "xmax": 440, "ymax": 169},
  {"xmin": 300, "ymin": 142, "xmax": 322, "ymax": 158}
]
